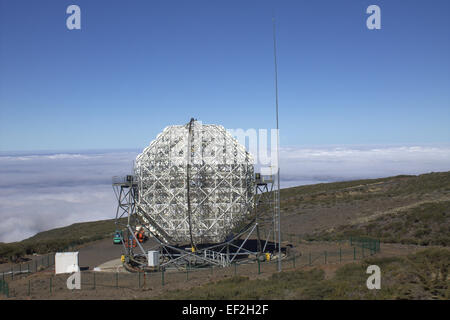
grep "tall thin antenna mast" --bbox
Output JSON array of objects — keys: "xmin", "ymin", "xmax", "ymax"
[{"xmin": 272, "ymin": 14, "xmax": 282, "ymax": 272}]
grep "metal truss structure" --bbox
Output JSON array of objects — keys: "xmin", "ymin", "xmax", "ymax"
[
  {"xmin": 112, "ymin": 175, "xmax": 140, "ymax": 256},
  {"xmin": 134, "ymin": 119, "xmax": 255, "ymax": 246},
  {"xmin": 113, "ymin": 119, "xmax": 282, "ymax": 270}
]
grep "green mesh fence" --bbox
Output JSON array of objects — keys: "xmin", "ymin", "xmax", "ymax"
[
  {"xmin": 3, "ymin": 234, "xmax": 382, "ymax": 298},
  {"xmin": 0, "ymin": 279, "xmax": 9, "ymax": 298},
  {"xmin": 7, "ymin": 246, "xmax": 383, "ymax": 298},
  {"xmin": 350, "ymin": 236, "xmax": 380, "ymax": 255}
]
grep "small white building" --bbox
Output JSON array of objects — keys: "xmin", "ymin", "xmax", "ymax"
[
  {"xmin": 55, "ymin": 252, "xmax": 80, "ymax": 274},
  {"xmin": 147, "ymin": 250, "xmax": 159, "ymax": 267}
]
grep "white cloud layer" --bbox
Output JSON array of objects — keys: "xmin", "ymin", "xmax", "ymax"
[
  {"xmin": 1, "ymin": 145, "xmax": 449, "ymax": 243},
  {"xmin": 279, "ymin": 144, "xmax": 450, "ymax": 187},
  {"xmin": 0, "ymin": 151, "xmax": 138, "ymax": 243}
]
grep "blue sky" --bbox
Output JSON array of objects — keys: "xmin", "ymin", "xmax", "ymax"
[
  {"xmin": 1, "ymin": 0, "xmax": 449, "ymax": 151},
  {"xmin": 1, "ymin": 0, "xmax": 450, "ymax": 242}
]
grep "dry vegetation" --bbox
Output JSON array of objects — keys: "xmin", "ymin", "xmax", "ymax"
[
  {"xmin": 157, "ymin": 248, "xmax": 450, "ymax": 300},
  {"xmin": 278, "ymin": 171, "xmax": 450, "ymax": 243}
]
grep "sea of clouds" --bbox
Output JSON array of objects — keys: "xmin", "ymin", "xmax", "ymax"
[{"xmin": 1, "ymin": 145, "xmax": 449, "ymax": 243}]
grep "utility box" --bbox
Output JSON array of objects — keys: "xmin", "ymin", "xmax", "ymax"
[
  {"xmin": 148, "ymin": 250, "xmax": 159, "ymax": 267},
  {"xmin": 55, "ymin": 252, "xmax": 79, "ymax": 274}
]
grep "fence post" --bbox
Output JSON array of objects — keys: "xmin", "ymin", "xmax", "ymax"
[
  {"xmin": 257, "ymin": 260, "xmax": 261, "ymax": 275},
  {"xmin": 161, "ymin": 270, "xmax": 165, "ymax": 286},
  {"xmin": 138, "ymin": 272, "xmax": 141, "ymax": 288},
  {"xmin": 339, "ymin": 248, "xmax": 342, "ymax": 263},
  {"xmin": 28, "ymin": 279, "xmax": 31, "ymax": 296},
  {"xmin": 362, "ymin": 245, "xmax": 365, "ymax": 258},
  {"xmin": 293, "ymin": 255, "xmax": 296, "ymax": 268},
  {"xmin": 234, "ymin": 263, "xmax": 237, "ymax": 276},
  {"xmin": 353, "ymin": 247, "xmax": 356, "ymax": 260}
]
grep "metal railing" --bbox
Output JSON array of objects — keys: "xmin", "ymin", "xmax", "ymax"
[{"xmin": 203, "ymin": 250, "xmax": 227, "ymax": 267}]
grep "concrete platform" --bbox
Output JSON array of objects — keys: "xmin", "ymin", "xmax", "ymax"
[{"xmin": 94, "ymin": 258, "xmax": 127, "ymax": 273}]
